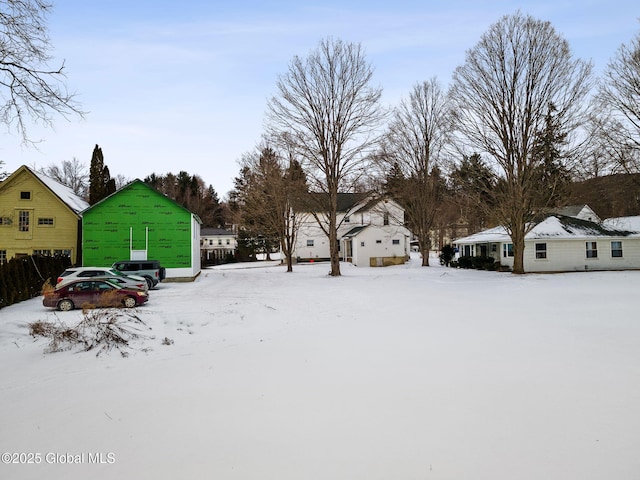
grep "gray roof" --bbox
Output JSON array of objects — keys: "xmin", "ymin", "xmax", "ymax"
[
  {"xmin": 201, "ymin": 227, "xmax": 235, "ymax": 236},
  {"xmin": 342, "ymin": 225, "xmax": 368, "ymax": 238}
]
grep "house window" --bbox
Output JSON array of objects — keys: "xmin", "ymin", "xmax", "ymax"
[
  {"xmin": 20, "ymin": 191, "xmax": 31, "ymax": 200},
  {"xmin": 54, "ymin": 249, "xmax": 71, "ymax": 258},
  {"xmin": 0, "ymin": 217, "xmax": 11, "ymax": 226},
  {"xmin": 0, "ymin": 250, "xmax": 6, "ymax": 265},
  {"xmin": 360, "ymin": 241, "xmax": 365, "ymax": 247},
  {"xmin": 535, "ymin": 243, "xmax": 547, "ymax": 259},
  {"xmin": 33, "ymin": 249, "xmax": 51, "ymax": 256},
  {"xmin": 18, "ymin": 211, "xmax": 30, "ymax": 232},
  {"xmin": 38, "ymin": 217, "xmax": 54, "ymax": 226},
  {"xmin": 392, "ymin": 239, "xmax": 400, "ymax": 245},
  {"xmin": 383, "ymin": 212, "xmax": 389, "ymax": 225},
  {"xmin": 611, "ymin": 241, "xmax": 623, "ymax": 258},
  {"xmin": 218, "ymin": 239, "xmax": 222, "ymax": 245},
  {"xmin": 503, "ymin": 243, "xmax": 514, "ymax": 258},
  {"xmin": 586, "ymin": 241, "xmax": 598, "ymax": 259},
  {"xmin": 226, "ymin": 239, "xmax": 230, "ymax": 245},
  {"xmin": 306, "ymin": 239, "xmax": 314, "ymax": 247}
]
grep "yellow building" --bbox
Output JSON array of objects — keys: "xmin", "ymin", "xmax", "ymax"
[{"xmin": 0, "ymin": 166, "xmax": 88, "ymax": 265}]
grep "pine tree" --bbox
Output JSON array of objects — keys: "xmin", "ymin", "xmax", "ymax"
[{"xmin": 88, "ymin": 145, "xmax": 116, "ymax": 205}]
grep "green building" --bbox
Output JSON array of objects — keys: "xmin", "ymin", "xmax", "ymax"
[{"xmin": 82, "ymin": 180, "xmax": 201, "ymax": 280}]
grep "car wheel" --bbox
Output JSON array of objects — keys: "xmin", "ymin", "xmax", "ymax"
[
  {"xmin": 144, "ymin": 277, "xmax": 154, "ymax": 289},
  {"xmin": 123, "ymin": 296, "xmax": 137, "ymax": 308},
  {"xmin": 58, "ymin": 299, "xmax": 74, "ymax": 311}
]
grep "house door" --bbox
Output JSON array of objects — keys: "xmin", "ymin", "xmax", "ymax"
[
  {"xmin": 344, "ymin": 239, "xmax": 352, "ymax": 261},
  {"xmin": 130, "ymin": 227, "xmax": 148, "ymax": 260}
]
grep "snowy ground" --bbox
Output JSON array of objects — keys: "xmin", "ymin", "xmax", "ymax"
[{"xmin": 0, "ymin": 254, "xmax": 639, "ymax": 480}]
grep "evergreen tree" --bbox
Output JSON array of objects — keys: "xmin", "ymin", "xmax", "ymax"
[
  {"xmin": 88, "ymin": 145, "xmax": 116, "ymax": 205},
  {"xmin": 530, "ymin": 103, "xmax": 571, "ymax": 208},
  {"xmin": 449, "ymin": 153, "xmax": 497, "ymax": 233}
]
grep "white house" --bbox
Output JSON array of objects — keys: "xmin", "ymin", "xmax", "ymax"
[
  {"xmin": 293, "ymin": 194, "xmax": 411, "ymax": 267},
  {"xmin": 454, "ymin": 205, "xmax": 640, "ymax": 273},
  {"xmin": 200, "ymin": 227, "xmax": 237, "ymax": 264}
]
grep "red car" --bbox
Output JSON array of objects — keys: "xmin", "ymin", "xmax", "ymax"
[{"xmin": 43, "ymin": 279, "xmax": 149, "ymax": 311}]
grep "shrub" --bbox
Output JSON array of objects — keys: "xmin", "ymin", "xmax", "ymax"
[
  {"xmin": 439, "ymin": 244, "xmax": 455, "ymax": 266},
  {"xmin": 0, "ymin": 254, "xmax": 71, "ymax": 309},
  {"xmin": 457, "ymin": 255, "xmax": 499, "ymax": 271},
  {"xmin": 457, "ymin": 256, "xmax": 473, "ymax": 269}
]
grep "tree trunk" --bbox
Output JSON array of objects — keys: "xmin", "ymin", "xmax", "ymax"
[
  {"xmin": 328, "ymin": 187, "xmax": 341, "ymax": 276},
  {"xmin": 418, "ymin": 230, "xmax": 431, "ymax": 266},
  {"xmin": 329, "ymin": 216, "xmax": 341, "ymax": 276},
  {"xmin": 511, "ymin": 224, "xmax": 526, "ymax": 274},
  {"xmin": 421, "ymin": 247, "xmax": 430, "ymax": 266},
  {"xmin": 281, "ymin": 238, "xmax": 293, "ymax": 273}
]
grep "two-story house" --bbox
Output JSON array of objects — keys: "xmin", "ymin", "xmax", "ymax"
[
  {"xmin": 200, "ymin": 227, "xmax": 237, "ymax": 264},
  {"xmin": 294, "ymin": 194, "xmax": 411, "ymax": 267},
  {"xmin": 0, "ymin": 165, "xmax": 88, "ymax": 265}
]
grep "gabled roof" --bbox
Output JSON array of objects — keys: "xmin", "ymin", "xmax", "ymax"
[
  {"xmin": 550, "ymin": 204, "xmax": 600, "ymax": 223},
  {"xmin": 455, "ymin": 214, "xmax": 634, "ymax": 245},
  {"xmin": 0, "ymin": 165, "xmax": 89, "ymax": 214},
  {"xmin": 349, "ymin": 196, "xmax": 402, "ymax": 216},
  {"xmin": 34, "ymin": 171, "xmax": 89, "ymax": 214},
  {"xmin": 83, "ymin": 179, "xmax": 202, "ymax": 224},
  {"xmin": 531, "ymin": 215, "xmax": 632, "ymax": 238},
  {"xmin": 300, "ymin": 192, "xmax": 370, "ymax": 213}
]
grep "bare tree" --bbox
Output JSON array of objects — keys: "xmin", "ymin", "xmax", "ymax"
[
  {"xmin": 596, "ymin": 25, "xmax": 640, "ymax": 181},
  {"xmin": 0, "ymin": 0, "xmax": 83, "ymax": 143},
  {"xmin": 267, "ymin": 38, "xmax": 383, "ymax": 276},
  {"xmin": 233, "ymin": 140, "xmax": 308, "ymax": 271},
  {"xmin": 0, "ymin": 160, "xmax": 7, "ymax": 180},
  {"xmin": 378, "ymin": 78, "xmax": 449, "ymax": 266},
  {"xmin": 576, "ymin": 109, "xmax": 624, "ymax": 180},
  {"xmin": 39, "ymin": 157, "xmax": 88, "ymax": 197},
  {"xmin": 449, "ymin": 12, "xmax": 592, "ymax": 273}
]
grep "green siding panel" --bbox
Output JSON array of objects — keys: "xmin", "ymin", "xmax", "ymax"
[{"xmin": 82, "ymin": 182, "xmax": 193, "ymax": 268}]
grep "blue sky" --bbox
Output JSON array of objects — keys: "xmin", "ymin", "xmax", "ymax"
[{"xmin": 1, "ymin": 0, "xmax": 638, "ymax": 197}]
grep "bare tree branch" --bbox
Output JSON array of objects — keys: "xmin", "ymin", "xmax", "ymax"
[{"xmin": 0, "ymin": 0, "xmax": 84, "ymax": 144}]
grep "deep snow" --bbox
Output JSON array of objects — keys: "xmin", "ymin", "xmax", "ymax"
[{"xmin": 0, "ymin": 255, "xmax": 639, "ymax": 479}]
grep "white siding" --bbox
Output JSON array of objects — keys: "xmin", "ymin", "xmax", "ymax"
[
  {"xmin": 292, "ymin": 198, "xmax": 410, "ymax": 266},
  {"xmin": 524, "ymin": 237, "xmax": 640, "ymax": 272},
  {"xmin": 351, "ymin": 226, "xmax": 408, "ymax": 266}
]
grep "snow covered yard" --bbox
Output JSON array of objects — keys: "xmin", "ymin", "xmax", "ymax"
[{"xmin": 0, "ymin": 256, "xmax": 639, "ymax": 480}]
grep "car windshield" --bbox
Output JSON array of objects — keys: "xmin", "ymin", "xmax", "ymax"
[{"xmin": 107, "ymin": 269, "xmax": 126, "ymax": 277}]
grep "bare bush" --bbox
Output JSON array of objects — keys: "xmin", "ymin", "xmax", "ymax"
[{"xmin": 29, "ymin": 309, "xmax": 149, "ymax": 356}]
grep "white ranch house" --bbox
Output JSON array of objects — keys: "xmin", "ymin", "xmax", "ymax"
[
  {"xmin": 293, "ymin": 194, "xmax": 411, "ymax": 267},
  {"xmin": 454, "ymin": 205, "xmax": 640, "ymax": 273}
]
